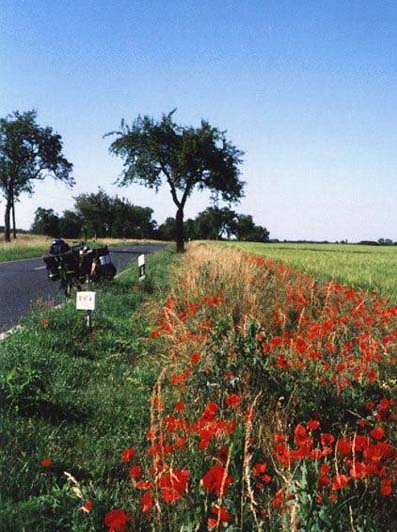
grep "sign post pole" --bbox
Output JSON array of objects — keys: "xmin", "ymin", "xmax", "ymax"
[
  {"xmin": 138, "ymin": 254, "xmax": 145, "ymax": 281},
  {"xmin": 87, "ymin": 309, "xmax": 92, "ymax": 331}
]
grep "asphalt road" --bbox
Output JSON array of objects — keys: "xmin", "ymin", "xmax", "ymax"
[{"xmin": 0, "ymin": 244, "xmax": 164, "ymax": 332}]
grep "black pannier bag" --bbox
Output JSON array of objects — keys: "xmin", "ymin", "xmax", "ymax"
[
  {"xmin": 93, "ymin": 246, "xmax": 117, "ymax": 279},
  {"xmin": 49, "ymin": 238, "xmax": 70, "ymax": 255},
  {"xmin": 79, "ymin": 248, "xmax": 95, "ymax": 276},
  {"xmin": 43, "ymin": 254, "xmax": 60, "ymax": 281},
  {"xmin": 43, "ymin": 239, "xmax": 78, "ymax": 280}
]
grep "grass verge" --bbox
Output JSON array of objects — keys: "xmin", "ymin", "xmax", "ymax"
[{"xmin": 0, "ymin": 245, "xmax": 177, "ymax": 531}]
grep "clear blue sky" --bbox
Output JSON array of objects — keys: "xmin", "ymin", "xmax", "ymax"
[{"xmin": 1, "ymin": 0, "xmax": 397, "ymax": 241}]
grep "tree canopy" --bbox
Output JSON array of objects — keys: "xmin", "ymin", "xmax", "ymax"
[
  {"xmin": 0, "ymin": 110, "xmax": 73, "ymax": 241},
  {"xmin": 107, "ymin": 110, "xmax": 244, "ymax": 251},
  {"xmin": 74, "ymin": 189, "xmax": 157, "ymax": 239},
  {"xmin": 158, "ymin": 206, "xmax": 270, "ymax": 243}
]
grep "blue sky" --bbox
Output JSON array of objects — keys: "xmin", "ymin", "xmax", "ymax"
[{"xmin": 1, "ymin": 0, "xmax": 397, "ymax": 241}]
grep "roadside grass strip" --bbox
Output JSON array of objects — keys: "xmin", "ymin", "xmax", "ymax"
[{"xmin": 0, "ymin": 246, "xmax": 177, "ymax": 531}]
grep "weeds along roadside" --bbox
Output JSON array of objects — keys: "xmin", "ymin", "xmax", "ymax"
[
  {"xmin": 2, "ymin": 242, "xmax": 397, "ymax": 530},
  {"xmin": 0, "ymin": 245, "xmax": 178, "ymax": 532},
  {"xmin": 97, "ymin": 242, "xmax": 397, "ymax": 531}
]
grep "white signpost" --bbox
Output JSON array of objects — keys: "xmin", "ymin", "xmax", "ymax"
[
  {"xmin": 76, "ymin": 291, "xmax": 97, "ymax": 330},
  {"xmin": 138, "ymin": 254, "xmax": 145, "ymax": 281}
]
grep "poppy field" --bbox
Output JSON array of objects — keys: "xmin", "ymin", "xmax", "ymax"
[
  {"xmin": 2, "ymin": 242, "xmax": 397, "ymax": 530},
  {"xmin": 94, "ymin": 243, "xmax": 397, "ymax": 530}
]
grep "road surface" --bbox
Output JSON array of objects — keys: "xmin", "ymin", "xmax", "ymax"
[{"xmin": 0, "ymin": 244, "xmax": 164, "ymax": 332}]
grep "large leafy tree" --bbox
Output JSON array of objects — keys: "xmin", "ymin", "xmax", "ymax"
[
  {"xmin": 0, "ymin": 110, "xmax": 74, "ymax": 241},
  {"xmin": 106, "ymin": 111, "xmax": 244, "ymax": 251}
]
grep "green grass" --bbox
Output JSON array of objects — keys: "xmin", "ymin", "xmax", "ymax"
[
  {"xmin": 0, "ymin": 245, "xmax": 177, "ymax": 531},
  {"xmin": 221, "ymin": 242, "xmax": 397, "ymax": 302}
]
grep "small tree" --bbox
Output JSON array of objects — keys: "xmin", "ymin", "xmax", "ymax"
[
  {"xmin": 31, "ymin": 207, "xmax": 60, "ymax": 237},
  {"xmin": 235, "ymin": 214, "xmax": 270, "ymax": 242},
  {"xmin": 58, "ymin": 210, "xmax": 83, "ymax": 239},
  {"xmin": 106, "ymin": 111, "xmax": 244, "ymax": 252},
  {"xmin": 194, "ymin": 206, "xmax": 238, "ymax": 240},
  {"xmin": 0, "ymin": 110, "xmax": 74, "ymax": 241}
]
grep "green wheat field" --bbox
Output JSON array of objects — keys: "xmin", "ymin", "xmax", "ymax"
[{"xmin": 222, "ymin": 242, "xmax": 397, "ymax": 302}]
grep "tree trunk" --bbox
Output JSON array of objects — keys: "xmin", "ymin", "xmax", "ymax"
[
  {"xmin": 4, "ymin": 197, "xmax": 11, "ymax": 242},
  {"xmin": 11, "ymin": 193, "xmax": 16, "ymax": 239},
  {"xmin": 175, "ymin": 207, "xmax": 185, "ymax": 252}
]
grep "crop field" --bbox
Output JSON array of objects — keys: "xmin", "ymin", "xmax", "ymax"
[
  {"xmin": 2, "ymin": 242, "xmax": 397, "ymax": 531},
  {"xmin": 222, "ymin": 242, "xmax": 397, "ymax": 302}
]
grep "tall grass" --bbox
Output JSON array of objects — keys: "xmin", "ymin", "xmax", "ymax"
[
  {"xmin": 0, "ymin": 234, "xmax": 52, "ymax": 261},
  {"xmin": 0, "ymin": 234, "xmax": 167, "ymax": 263}
]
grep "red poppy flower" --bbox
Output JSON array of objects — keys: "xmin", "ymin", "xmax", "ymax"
[
  {"xmin": 104, "ymin": 509, "xmax": 131, "ymax": 532},
  {"xmin": 80, "ymin": 501, "xmax": 93, "ymax": 513},
  {"xmin": 140, "ymin": 492, "xmax": 153, "ymax": 512},
  {"xmin": 174, "ymin": 401, "xmax": 185, "ymax": 412},
  {"xmin": 307, "ymin": 420, "xmax": 320, "ymax": 431},
  {"xmin": 380, "ymin": 478, "xmax": 392, "ymax": 496},
  {"xmin": 349, "ymin": 461, "xmax": 367, "ymax": 479},
  {"xmin": 366, "ymin": 371, "xmax": 377, "ymax": 383},
  {"xmin": 252, "ymin": 463, "xmax": 267, "ymax": 476},
  {"xmin": 319, "ymin": 475, "xmax": 330, "ymax": 488},
  {"xmin": 332, "ymin": 474, "xmax": 349, "ymax": 491},
  {"xmin": 273, "ymin": 433, "xmax": 286, "ymax": 444},
  {"xmin": 190, "ymin": 352, "xmax": 201, "ymax": 364},
  {"xmin": 320, "ymin": 464, "xmax": 330, "ymax": 475},
  {"xmin": 276, "ymin": 355, "xmax": 288, "ymax": 368},
  {"xmin": 336, "ymin": 438, "xmax": 352, "ymax": 456},
  {"xmin": 294, "ymin": 424, "xmax": 308, "ymax": 446},
  {"xmin": 208, "ymin": 505, "xmax": 233, "ymax": 528},
  {"xmin": 121, "ymin": 448, "xmax": 136, "ymax": 462},
  {"xmin": 40, "ymin": 458, "xmax": 52, "ymax": 467},
  {"xmin": 320, "ymin": 433, "xmax": 335, "ymax": 447},
  {"xmin": 370, "ymin": 427, "xmax": 384, "ymax": 440},
  {"xmin": 41, "ymin": 319, "xmax": 49, "ymax": 327},
  {"xmin": 225, "ymin": 394, "xmax": 240, "ymax": 408},
  {"xmin": 202, "ymin": 465, "xmax": 233, "ymax": 496},
  {"xmin": 129, "ymin": 465, "xmax": 142, "ymax": 479},
  {"xmin": 159, "ymin": 470, "xmax": 189, "ymax": 502}
]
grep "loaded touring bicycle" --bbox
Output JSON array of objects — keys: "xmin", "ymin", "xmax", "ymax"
[{"xmin": 43, "ymin": 239, "xmax": 117, "ymax": 296}]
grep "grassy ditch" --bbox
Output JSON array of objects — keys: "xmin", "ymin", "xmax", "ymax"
[{"xmin": 0, "ymin": 245, "xmax": 177, "ymax": 531}]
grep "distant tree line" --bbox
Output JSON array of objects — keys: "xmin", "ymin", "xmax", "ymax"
[
  {"xmin": 158, "ymin": 206, "xmax": 269, "ymax": 242},
  {"xmin": 31, "ymin": 190, "xmax": 270, "ymax": 242}
]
